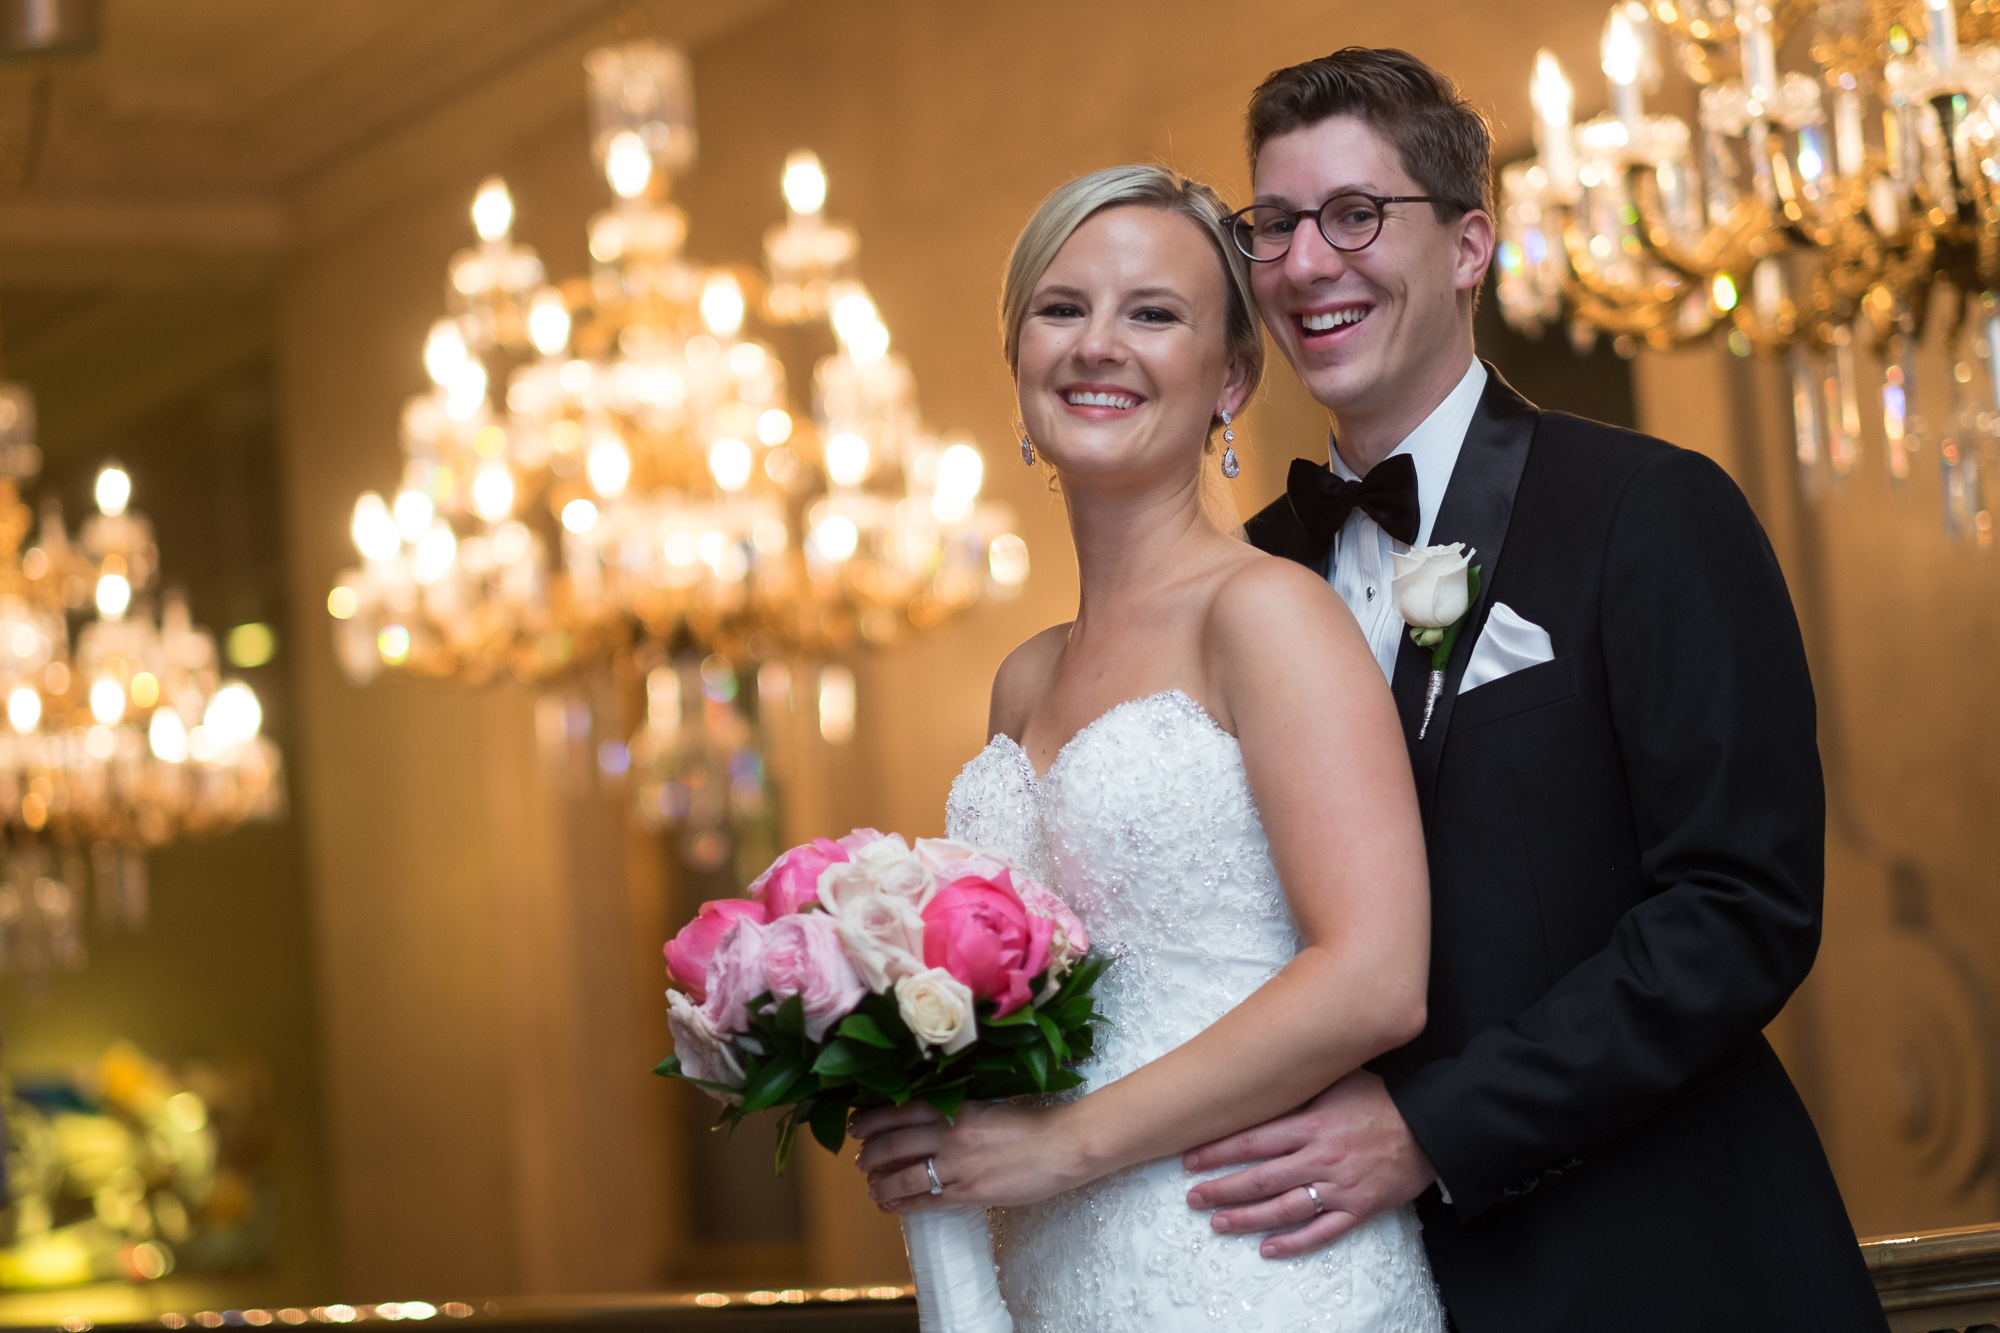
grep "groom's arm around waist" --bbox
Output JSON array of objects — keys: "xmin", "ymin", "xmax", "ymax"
[{"xmin": 1384, "ymin": 444, "xmax": 1825, "ymax": 1225}]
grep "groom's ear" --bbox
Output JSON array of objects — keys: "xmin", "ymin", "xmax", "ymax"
[{"xmin": 1452, "ymin": 209, "xmax": 1496, "ymax": 302}]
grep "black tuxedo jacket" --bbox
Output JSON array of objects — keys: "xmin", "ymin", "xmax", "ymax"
[{"xmin": 1247, "ymin": 367, "xmax": 1886, "ymax": 1333}]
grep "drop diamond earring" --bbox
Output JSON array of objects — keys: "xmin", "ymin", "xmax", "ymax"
[
  {"xmin": 1020, "ymin": 430, "xmax": 1036, "ymax": 466},
  {"xmin": 1220, "ymin": 410, "xmax": 1241, "ymax": 479}
]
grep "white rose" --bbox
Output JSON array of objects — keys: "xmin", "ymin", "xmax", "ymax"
[
  {"xmin": 833, "ymin": 891, "xmax": 927, "ymax": 992},
  {"xmin": 914, "ymin": 836, "xmax": 1015, "ymax": 883},
  {"xmin": 667, "ymin": 990, "xmax": 746, "ymax": 1105},
  {"xmin": 1391, "ymin": 543, "xmax": 1473, "ymax": 630},
  {"xmin": 895, "ymin": 967, "xmax": 977, "ymax": 1055},
  {"xmin": 850, "ymin": 836, "xmax": 937, "ymax": 907},
  {"xmin": 817, "ymin": 841, "xmax": 937, "ymax": 915}
]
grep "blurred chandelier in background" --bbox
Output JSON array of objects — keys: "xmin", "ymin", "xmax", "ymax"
[
  {"xmin": 327, "ymin": 38, "xmax": 1028, "ymax": 678},
  {"xmin": 327, "ymin": 31, "xmax": 1026, "ymax": 866},
  {"xmin": 1502, "ymin": 0, "xmax": 2000, "ymax": 539},
  {"xmin": 0, "ymin": 441, "xmax": 280, "ymax": 983}
]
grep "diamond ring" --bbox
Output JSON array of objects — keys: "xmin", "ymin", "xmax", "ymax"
[
  {"xmin": 926, "ymin": 1156, "xmax": 945, "ymax": 1195},
  {"xmin": 1304, "ymin": 1183, "xmax": 1326, "ymax": 1215}
]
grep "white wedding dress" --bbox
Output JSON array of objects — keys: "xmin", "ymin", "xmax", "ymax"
[{"xmin": 944, "ymin": 689, "xmax": 1445, "ymax": 1333}]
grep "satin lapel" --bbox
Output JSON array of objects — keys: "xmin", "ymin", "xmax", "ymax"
[{"xmin": 1391, "ymin": 365, "xmax": 1540, "ymax": 824}]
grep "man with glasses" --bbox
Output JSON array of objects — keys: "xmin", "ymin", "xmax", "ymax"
[{"xmin": 1185, "ymin": 46, "xmax": 1887, "ymax": 1333}]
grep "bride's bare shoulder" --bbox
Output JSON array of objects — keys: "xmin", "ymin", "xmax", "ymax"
[
  {"xmin": 1201, "ymin": 550, "xmax": 1372, "ymax": 688},
  {"xmin": 989, "ymin": 623, "xmax": 1070, "ymax": 741}
]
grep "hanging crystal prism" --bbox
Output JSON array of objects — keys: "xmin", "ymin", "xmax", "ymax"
[
  {"xmin": 1825, "ymin": 329, "xmax": 1863, "ymax": 477},
  {"xmin": 1790, "ymin": 345, "xmax": 1825, "ymax": 493},
  {"xmin": 1883, "ymin": 336, "xmax": 1916, "ymax": 484}
]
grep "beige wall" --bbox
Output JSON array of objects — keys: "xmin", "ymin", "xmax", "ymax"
[{"xmin": 272, "ymin": 0, "xmax": 1999, "ymax": 1302}]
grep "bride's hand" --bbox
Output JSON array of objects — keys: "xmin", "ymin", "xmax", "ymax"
[{"xmin": 852, "ymin": 1100, "xmax": 1092, "ymax": 1211}]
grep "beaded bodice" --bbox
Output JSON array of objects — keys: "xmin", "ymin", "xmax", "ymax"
[{"xmin": 943, "ymin": 689, "xmax": 1443, "ymax": 1332}]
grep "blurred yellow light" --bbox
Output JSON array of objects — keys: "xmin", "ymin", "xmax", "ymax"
[
  {"xmin": 586, "ymin": 437, "xmax": 631, "ymax": 498},
  {"xmin": 709, "ymin": 438, "xmax": 753, "ymax": 491},
  {"xmin": 471, "ymin": 464, "xmax": 516, "ymax": 523},
  {"xmin": 129, "ymin": 671, "xmax": 161, "ymax": 707},
  {"xmin": 95, "ymin": 573, "xmax": 132, "ymax": 618},
  {"xmin": 6, "ymin": 686, "xmax": 39, "ymax": 734},
  {"xmin": 206, "ymin": 682, "xmax": 263, "ymax": 747},
  {"xmin": 90, "ymin": 678, "xmax": 124, "ymax": 724},
  {"xmin": 700, "ymin": 274, "xmax": 746, "ymax": 338},
  {"xmin": 756, "ymin": 408, "xmax": 793, "ymax": 445},
  {"xmin": 989, "ymin": 533, "xmax": 1031, "ymax": 587},
  {"xmin": 471, "ymin": 177, "xmax": 514, "ymax": 241},
  {"xmin": 150, "ymin": 707, "xmax": 188, "ymax": 762},
  {"xmin": 378, "ymin": 625, "xmax": 411, "ymax": 663},
  {"xmin": 561, "ymin": 499, "xmax": 599, "ymax": 533},
  {"xmin": 814, "ymin": 513, "xmax": 859, "ymax": 562},
  {"xmin": 783, "ymin": 150, "xmax": 828, "ymax": 215},
  {"xmin": 826, "ymin": 433, "xmax": 870, "ymax": 486},
  {"xmin": 352, "ymin": 493, "xmax": 401, "ymax": 560},
  {"xmin": 818, "ymin": 664, "xmax": 856, "ymax": 744},
  {"xmin": 226, "ymin": 624, "xmax": 275, "ymax": 669},
  {"xmin": 327, "ymin": 586, "xmax": 359, "ymax": 620},
  {"xmin": 527, "ymin": 290, "xmax": 571, "ymax": 357},
  {"xmin": 605, "ymin": 131, "xmax": 652, "ymax": 198},
  {"xmin": 95, "ymin": 465, "xmax": 132, "ymax": 517},
  {"xmin": 424, "ymin": 320, "xmax": 468, "ymax": 384}
]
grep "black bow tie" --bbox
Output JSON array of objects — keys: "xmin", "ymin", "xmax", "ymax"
[{"xmin": 1286, "ymin": 452, "xmax": 1421, "ymax": 562}]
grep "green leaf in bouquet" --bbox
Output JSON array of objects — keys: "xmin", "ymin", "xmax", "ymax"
[
  {"xmin": 774, "ymin": 994, "xmax": 808, "ymax": 1040},
  {"xmin": 813, "ymin": 1039, "xmax": 875, "ymax": 1078},
  {"xmin": 775, "ymin": 1109, "xmax": 801, "ymax": 1174},
  {"xmin": 921, "ymin": 1082, "xmax": 968, "ymax": 1122},
  {"xmin": 742, "ymin": 1052, "xmax": 810, "ymax": 1113},
  {"xmin": 838, "ymin": 1013, "xmax": 896, "ymax": 1048},
  {"xmin": 808, "ymin": 1098, "xmax": 852, "ymax": 1154},
  {"xmin": 1023, "ymin": 1043, "xmax": 1050, "ymax": 1091},
  {"xmin": 653, "ymin": 1055, "xmax": 682, "ymax": 1078},
  {"xmin": 1035, "ymin": 1013, "xmax": 1068, "ymax": 1065},
  {"xmin": 983, "ymin": 1022, "xmax": 1042, "ymax": 1047},
  {"xmin": 1044, "ymin": 1067, "xmax": 1086, "ymax": 1093},
  {"xmin": 854, "ymin": 1066, "xmax": 913, "ymax": 1100}
]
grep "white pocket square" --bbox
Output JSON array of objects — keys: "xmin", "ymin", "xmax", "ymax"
[{"xmin": 1458, "ymin": 602, "xmax": 1554, "ymax": 694}]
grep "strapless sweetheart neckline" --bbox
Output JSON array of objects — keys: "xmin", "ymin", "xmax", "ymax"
[{"xmin": 995, "ymin": 688, "xmax": 1233, "ymax": 786}]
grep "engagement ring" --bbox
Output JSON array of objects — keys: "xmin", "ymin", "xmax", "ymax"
[
  {"xmin": 1305, "ymin": 1183, "xmax": 1326, "ymax": 1215},
  {"xmin": 926, "ymin": 1156, "xmax": 944, "ymax": 1195}
]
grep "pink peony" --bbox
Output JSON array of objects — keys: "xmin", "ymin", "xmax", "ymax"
[
  {"xmin": 665, "ymin": 898, "xmax": 768, "ymax": 1004},
  {"xmin": 921, "ymin": 868, "xmax": 1054, "ymax": 1018},
  {"xmin": 700, "ymin": 915, "xmax": 770, "ymax": 1035},
  {"xmin": 1013, "ymin": 875, "xmax": 1091, "ymax": 964},
  {"xmin": 762, "ymin": 911, "xmax": 867, "ymax": 1041},
  {"xmin": 750, "ymin": 838, "xmax": 849, "ymax": 917},
  {"xmin": 668, "ymin": 990, "xmax": 745, "ymax": 1104}
]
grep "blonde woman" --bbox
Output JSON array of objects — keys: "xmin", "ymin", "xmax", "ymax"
[{"xmin": 851, "ymin": 165, "xmax": 1444, "ymax": 1330}]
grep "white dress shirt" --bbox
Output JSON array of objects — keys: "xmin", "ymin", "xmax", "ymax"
[{"xmin": 1326, "ymin": 358, "xmax": 1487, "ymax": 681}]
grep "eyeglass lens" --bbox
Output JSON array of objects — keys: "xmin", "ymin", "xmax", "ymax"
[{"xmin": 1233, "ymin": 195, "xmax": 1386, "ymax": 260}]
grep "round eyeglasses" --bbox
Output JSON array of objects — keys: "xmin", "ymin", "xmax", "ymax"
[{"xmin": 1225, "ymin": 193, "xmax": 1463, "ymax": 263}]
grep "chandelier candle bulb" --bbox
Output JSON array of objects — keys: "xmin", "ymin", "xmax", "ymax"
[
  {"xmin": 472, "ymin": 178, "xmax": 514, "ymax": 243},
  {"xmin": 1835, "ymin": 89, "xmax": 1867, "ymax": 179},
  {"xmin": 782, "ymin": 151, "xmax": 827, "ymax": 216},
  {"xmin": 1735, "ymin": 0, "xmax": 1779, "ymax": 99},
  {"xmin": 1531, "ymin": 50, "xmax": 1578, "ymax": 194},
  {"xmin": 1929, "ymin": 0, "xmax": 1961, "ymax": 82},
  {"xmin": 1603, "ymin": 7, "xmax": 1646, "ymax": 131},
  {"xmin": 93, "ymin": 466, "xmax": 130, "ymax": 518},
  {"xmin": 1984, "ymin": 299, "xmax": 2000, "ymax": 413}
]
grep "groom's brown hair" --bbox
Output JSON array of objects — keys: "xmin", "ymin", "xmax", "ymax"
[{"xmin": 1246, "ymin": 48, "xmax": 1493, "ymax": 221}]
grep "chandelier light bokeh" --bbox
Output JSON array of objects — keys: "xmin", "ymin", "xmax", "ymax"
[
  {"xmin": 328, "ymin": 36, "xmax": 1028, "ymax": 692},
  {"xmin": 1503, "ymin": 0, "xmax": 2000, "ymax": 538},
  {"xmin": 0, "ymin": 443, "xmax": 281, "ymax": 982}
]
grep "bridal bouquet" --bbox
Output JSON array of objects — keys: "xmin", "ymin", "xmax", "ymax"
[{"xmin": 655, "ymin": 829, "xmax": 1107, "ymax": 1333}]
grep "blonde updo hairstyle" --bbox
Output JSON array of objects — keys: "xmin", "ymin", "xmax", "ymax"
[{"xmin": 1000, "ymin": 164, "xmax": 1265, "ymax": 448}]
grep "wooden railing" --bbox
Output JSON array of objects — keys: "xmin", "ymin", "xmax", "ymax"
[
  {"xmin": 25, "ymin": 1225, "xmax": 2000, "ymax": 1332},
  {"xmin": 1866, "ymin": 1224, "xmax": 2000, "ymax": 1333}
]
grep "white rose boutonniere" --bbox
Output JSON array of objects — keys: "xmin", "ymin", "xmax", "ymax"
[{"xmin": 1390, "ymin": 542, "xmax": 1482, "ymax": 740}]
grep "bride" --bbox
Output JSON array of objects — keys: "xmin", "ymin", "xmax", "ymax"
[{"xmin": 850, "ymin": 164, "xmax": 1445, "ymax": 1331}]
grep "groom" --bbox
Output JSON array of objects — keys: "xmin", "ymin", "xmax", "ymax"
[{"xmin": 1203, "ymin": 47, "xmax": 1888, "ymax": 1332}]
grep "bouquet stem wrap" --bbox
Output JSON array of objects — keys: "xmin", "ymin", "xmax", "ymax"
[{"xmin": 902, "ymin": 1205, "xmax": 1013, "ymax": 1333}]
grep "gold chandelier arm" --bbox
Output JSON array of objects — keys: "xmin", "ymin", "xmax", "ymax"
[{"xmin": 1625, "ymin": 165, "xmax": 1788, "ymax": 282}]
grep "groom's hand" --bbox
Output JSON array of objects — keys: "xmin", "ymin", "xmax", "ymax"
[{"xmin": 1181, "ymin": 1069, "xmax": 1437, "ymax": 1259}]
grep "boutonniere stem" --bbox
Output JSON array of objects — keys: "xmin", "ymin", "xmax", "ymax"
[{"xmin": 1390, "ymin": 544, "xmax": 1482, "ymax": 741}]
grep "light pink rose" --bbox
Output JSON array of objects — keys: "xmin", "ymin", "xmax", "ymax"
[
  {"xmin": 921, "ymin": 869, "xmax": 1054, "ymax": 1018},
  {"xmin": 668, "ymin": 990, "xmax": 746, "ymax": 1105},
  {"xmin": 762, "ymin": 911, "xmax": 867, "ymax": 1041},
  {"xmin": 749, "ymin": 838, "xmax": 848, "ymax": 917},
  {"xmin": 837, "ymin": 828, "xmax": 895, "ymax": 854},
  {"xmin": 913, "ymin": 837, "xmax": 1016, "ymax": 882},
  {"xmin": 699, "ymin": 915, "xmax": 770, "ymax": 1035},
  {"xmin": 818, "ymin": 834, "xmax": 936, "ymax": 914},
  {"xmin": 664, "ymin": 898, "xmax": 768, "ymax": 1004},
  {"xmin": 1012, "ymin": 875, "xmax": 1090, "ymax": 965},
  {"xmin": 833, "ymin": 891, "xmax": 927, "ymax": 992}
]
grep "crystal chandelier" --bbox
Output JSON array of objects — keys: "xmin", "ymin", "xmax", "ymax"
[
  {"xmin": 1502, "ymin": 0, "xmax": 2000, "ymax": 537},
  {"xmin": 0, "ymin": 440, "xmax": 281, "ymax": 983},
  {"xmin": 327, "ymin": 36, "xmax": 1029, "ymax": 690}
]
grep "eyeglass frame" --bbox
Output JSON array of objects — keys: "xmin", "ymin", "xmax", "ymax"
[{"xmin": 1223, "ymin": 192, "xmax": 1477, "ymax": 262}]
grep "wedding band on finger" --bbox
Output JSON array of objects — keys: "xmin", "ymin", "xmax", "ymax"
[
  {"xmin": 926, "ymin": 1156, "xmax": 945, "ymax": 1196},
  {"xmin": 1304, "ymin": 1183, "xmax": 1326, "ymax": 1216}
]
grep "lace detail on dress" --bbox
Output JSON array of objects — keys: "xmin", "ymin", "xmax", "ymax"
[{"xmin": 943, "ymin": 691, "xmax": 1444, "ymax": 1333}]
